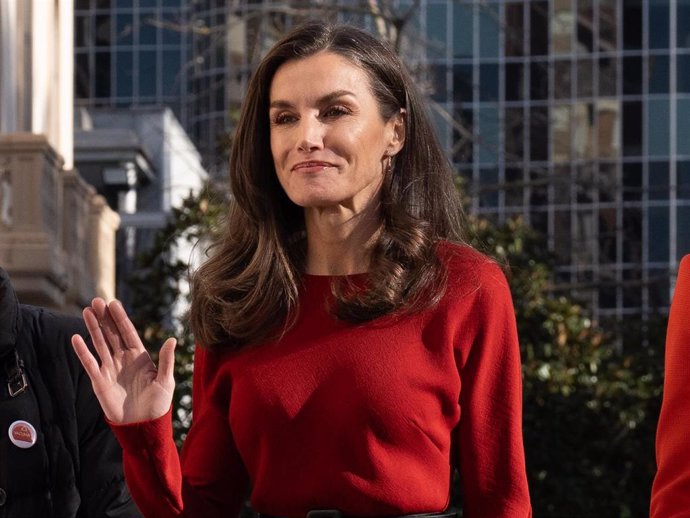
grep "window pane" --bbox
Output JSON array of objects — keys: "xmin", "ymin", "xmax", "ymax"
[
  {"xmin": 623, "ymin": 0, "xmax": 643, "ymax": 50},
  {"xmin": 139, "ymin": 50, "xmax": 157, "ymax": 97},
  {"xmin": 649, "ymin": 207, "xmax": 670, "ymax": 262},
  {"xmin": 531, "ymin": 61, "xmax": 548, "ymax": 100},
  {"xmin": 430, "ymin": 65, "xmax": 448, "ymax": 102},
  {"xmin": 75, "ymin": 53, "xmax": 91, "ymax": 99},
  {"xmin": 552, "ymin": 105, "xmax": 572, "ymax": 163},
  {"xmin": 140, "ymin": 11, "xmax": 158, "ymax": 45},
  {"xmin": 479, "ymin": 5, "xmax": 500, "ymax": 58},
  {"xmin": 554, "ymin": 60, "xmax": 572, "ymax": 99},
  {"xmin": 678, "ymin": 161, "xmax": 690, "ymax": 199},
  {"xmin": 530, "ymin": 107, "xmax": 549, "ymax": 162},
  {"xmin": 623, "ymin": 55, "xmax": 643, "ymax": 95},
  {"xmin": 577, "ymin": 58, "xmax": 593, "ymax": 98},
  {"xmin": 505, "ymin": 63, "xmax": 525, "ymax": 101},
  {"xmin": 95, "ymin": 15, "xmax": 111, "ymax": 47},
  {"xmin": 623, "ymin": 163, "xmax": 643, "ymax": 202},
  {"xmin": 530, "ymin": 2, "xmax": 549, "ymax": 55},
  {"xmin": 599, "ymin": 56, "xmax": 617, "ymax": 96},
  {"xmin": 648, "ymin": 98, "xmax": 670, "ymax": 156},
  {"xmin": 505, "ymin": 3, "xmax": 524, "ymax": 56},
  {"xmin": 598, "ymin": 100, "xmax": 619, "ymax": 158},
  {"xmin": 116, "ymin": 51, "xmax": 133, "ymax": 97},
  {"xmin": 649, "ymin": 54, "xmax": 670, "ymax": 94},
  {"xmin": 453, "ymin": 4, "xmax": 473, "ymax": 58},
  {"xmin": 599, "ymin": 208, "xmax": 617, "ymax": 263},
  {"xmin": 480, "ymin": 64, "xmax": 499, "ymax": 102},
  {"xmin": 479, "ymin": 168, "xmax": 499, "ymax": 208},
  {"xmin": 426, "ymin": 3, "xmax": 447, "ymax": 59},
  {"xmin": 678, "ymin": 0, "xmax": 690, "ymax": 48},
  {"xmin": 94, "ymin": 52, "xmax": 111, "ymax": 98},
  {"xmin": 552, "ymin": 1, "xmax": 573, "ymax": 54},
  {"xmin": 162, "ymin": 50, "xmax": 181, "ymax": 96},
  {"xmin": 623, "ymin": 101, "xmax": 643, "ymax": 156},
  {"xmin": 677, "ymin": 54, "xmax": 690, "ymax": 93},
  {"xmin": 677, "ymin": 207, "xmax": 690, "ymax": 259},
  {"xmin": 678, "ymin": 100, "xmax": 690, "ymax": 154},
  {"xmin": 649, "ymin": 161, "xmax": 669, "ymax": 200},
  {"xmin": 623, "ymin": 208, "xmax": 643, "ymax": 263},
  {"xmin": 505, "ymin": 108, "xmax": 524, "ymax": 162},
  {"xmin": 648, "ymin": 0, "xmax": 670, "ymax": 49},
  {"xmin": 478, "ymin": 107, "xmax": 500, "ymax": 164},
  {"xmin": 453, "ymin": 65, "xmax": 473, "ymax": 103}
]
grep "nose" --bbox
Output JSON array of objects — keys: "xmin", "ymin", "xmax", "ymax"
[{"xmin": 297, "ymin": 117, "xmax": 324, "ymax": 152}]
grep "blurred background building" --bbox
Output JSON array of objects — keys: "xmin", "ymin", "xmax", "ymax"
[
  {"xmin": 0, "ymin": 0, "xmax": 119, "ymax": 314},
  {"xmin": 70, "ymin": 0, "xmax": 690, "ymax": 323}
]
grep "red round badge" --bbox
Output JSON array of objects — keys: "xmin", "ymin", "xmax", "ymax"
[{"xmin": 8, "ymin": 420, "xmax": 37, "ymax": 449}]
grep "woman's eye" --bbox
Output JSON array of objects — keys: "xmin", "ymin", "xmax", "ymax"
[
  {"xmin": 322, "ymin": 105, "xmax": 351, "ymax": 118},
  {"xmin": 273, "ymin": 113, "xmax": 297, "ymax": 125}
]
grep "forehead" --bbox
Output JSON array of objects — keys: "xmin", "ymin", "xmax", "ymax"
[{"xmin": 269, "ymin": 51, "xmax": 374, "ymax": 103}]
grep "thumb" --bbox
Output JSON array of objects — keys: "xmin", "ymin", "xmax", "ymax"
[{"xmin": 157, "ymin": 337, "xmax": 177, "ymax": 390}]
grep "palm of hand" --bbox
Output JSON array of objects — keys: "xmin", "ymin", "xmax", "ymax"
[{"xmin": 72, "ymin": 297, "xmax": 177, "ymax": 424}]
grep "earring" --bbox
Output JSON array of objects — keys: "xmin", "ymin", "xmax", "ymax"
[{"xmin": 385, "ymin": 154, "xmax": 393, "ymax": 175}]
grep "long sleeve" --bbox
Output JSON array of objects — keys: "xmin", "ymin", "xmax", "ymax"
[
  {"xmin": 111, "ymin": 346, "xmax": 249, "ymax": 518},
  {"xmin": 651, "ymin": 255, "xmax": 690, "ymax": 518},
  {"xmin": 455, "ymin": 263, "xmax": 532, "ymax": 518}
]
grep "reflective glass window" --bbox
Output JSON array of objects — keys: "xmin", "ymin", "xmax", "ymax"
[
  {"xmin": 162, "ymin": 13, "xmax": 183, "ymax": 45},
  {"xmin": 649, "ymin": 54, "xmax": 670, "ymax": 94},
  {"xmin": 599, "ymin": 0, "xmax": 618, "ymax": 50},
  {"xmin": 677, "ymin": 54, "xmax": 690, "ymax": 93},
  {"xmin": 623, "ymin": 163, "xmax": 643, "ymax": 201},
  {"xmin": 530, "ymin": 209, "xmax": 548, "ymax": 236},
  {"xmin": 426, "ymin": 3, "xmax": 447, "ymax": 59},
  {"xmin": 530, "ymin": 2, "xmax": 549, "ymax": 56},
  {"xmin": 530, "ymin": 170, "xmax": 548, "ymax": 206},
  {"xmin": 479, "ymin": 168, "xmax": 499, "ymax": 208},
  {"xmin": 115, "ymin": 51, "xmax": 133, "ymax": 97},
  {"xmin": 552, "ymin": 105, "xmax": 572, "ymax": 163},
  {"xmin": 576, "ymin": 163, "xmax": 595, "ymax": 204},
  {"xmin": 504, "ymin": 3, "xmax": 524, "ymax": 57},
  {"xmin": 623, "ymin": 208, "xmax": 643, "ymax": 263},
  {"xmin": 554, "ymin": 210, "xmax": 571, "ymax": 263},
  {"xmin": 95, "ymin": 15, "xmax": 111, "ymax": 47},
  {"xmin": 530, "ymin": 61, "xmax": 549, "ymax": 100},
  {"xmin": 577, "ymin": 58, "xmax": 593, "ymax": 98},
  {"xmin": 452, "ymin": 108, "xmax": 473, "ymax": 163},
  {"xmin": 94, "ymin": 52, "xmax": 111, "ymax": 98},
  {"xmin": 677, "ymin": 207, "xmax": 690, "ymax": 258},
  {"xmin": 478, "ymin": 107, "xmax": 499, "ymax": 164},
  {"xmin": 649, "ymin": 0, "xmax": 670, "ymax": 49},
  {"xmin": 479, "ymin": 5, "xmax": 500, "ymax": 58},
  {"xmin": 623, "ymin": 56, "xmax": 643, "ymax": 95},
  {"xmin": 530, "ymin": 107, "xmax": 549, "ymax": 162},
  {"xmin": 430, "ymin": 65, "xmax": 448, "ymax": 102},
  {"xmin": 598, "ymin": 100, "xmax": 620, "ymax": 158},
  {"xmin": 649, "ymin": 207, "xmax": 670, "ymax": 262},
  {"xmin": 75, "ymin": 16, "xmax": 90, "ymax": 48},
  {"xmin": 554, "ymin": 60, "xmax": 572, "ymax": 99},
  {"xmin": 552, "ymin": 0, "xmax": 573, "ymax": 54},
  {"xmin": 505, "ymin": 63, "xmax": 525, "ymax": 101},
  {"xmin": 678, "ymin": 161, "xmax": 690, "ymax": 199},
  {"xmin": 453, "ymin": 3, "xmax": 474, "ymax": 58},
  {"xmin": 553, "ymin": 166, "xmax": 571, "ymax": 204},
  {"xmin": 116, "ymin": 14, "xmax": 133, "ymax": 46},
  {"xmin": 453, "ymin": 65, "xmax": 473, "ymax": 103},
  {"xmin": 623, "ymin": 0, "xmax": 643, "ymax": 50},
  {"xmin": 75, "ymin": 0, "xmax": 90, "ymax": 8},
  {"xmin": 678, "ymin": 0, "xmax": 690, "ymax": 48},
  {"xmin": 95, "ymin": 0, "xmax": 110, "ymax": 8},
  {"xmin": 598, "ymin": 56, "xmax": 617, "ymax": 97},
  {"xmin": 139, "ymin": 50, "xmax": 157, "ymax": 97},
  {"xmin": 504, "ymin": 108, "xmax": 524, "ymax": 162},
  {"xmin": 649, "ymin": 161, "xmax": 669, "ymax": 200},
  {"xmin": 75, "ymin": 53, "xmax": 91, "ymax": 99},
  {"xmin": 623, "ymin": 101, "xmax": 643, "ymax": 156},
  {"xmin": 649, "ymin": 269, "xmax": 669, "ymax": 308},
  {"xmin": 648, "ymin": 98, "xmax": 670, "ymax": 156},
  {"xmin": 623, "ymin": 268, "xmax": 642, "ymax": 308},
  {"xmin": 599, "ymin": 163, "xmax": 619, "ymax": 203},
  {"xmin": 140, "ymin": 0, "xmax": 157, "ymax": 7},
  {"xmin": 480, "ymin": 64, "xmax": 499, "ymax": 102},
  {"xmin": 599, "ymin": 208, "xmax": 617, "ymax": 263},
  {"xmin": 678, "ymin": 100, "xmax": 690, "ymax": 154},
  {"xmin": 577, "ymin": 0, "xmax": 594, "ymax": 52},
  {"xmin": 162, "ymin": 50, "xmax": 181, "ymax": 96},
  {"xmin": 140, "ymin": 11, "xmax": 159, "ymax": 45},
  {"xmin": 505, "ymin": 167, "xmax": 524, "ymax": 206}
]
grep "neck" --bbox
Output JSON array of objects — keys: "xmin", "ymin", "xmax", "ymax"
[{"xmin": 304, "ymin": 201, "xmax": 382, "ymax": 276}]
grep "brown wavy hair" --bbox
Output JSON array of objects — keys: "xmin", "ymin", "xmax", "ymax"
[{"xmin": 190, "ymin": 21, "xmax": 469, "ymax": 349}]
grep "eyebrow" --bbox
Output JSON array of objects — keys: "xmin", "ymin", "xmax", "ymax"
[{"xmin": 269, "ymin": 89, "xmax": 356, "ymax": 110}]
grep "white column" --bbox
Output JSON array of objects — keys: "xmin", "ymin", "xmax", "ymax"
[
  {"xmin": 0, "ymin": 0, "xmax": 18, "ymax": 133},
  {"xmin": 58, "ymin": 0, "xmax": 73, "ymax": 169}
]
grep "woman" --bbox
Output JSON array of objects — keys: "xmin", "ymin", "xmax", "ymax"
[
  {"xmin": 72, "ymin": 22, "xmax": 532, "ymax": 518},
  {"xmin": 650, "ymin": 254, "xmax": 690, "ymax": 518}
]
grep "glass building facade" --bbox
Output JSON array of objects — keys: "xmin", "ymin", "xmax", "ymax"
[
  {"xmin": 73, "ymin": 0, "xmax": 690, "ymax": 320},
  {"xmin": 417, "ymin": 0, "xmax": 690, "ymax": 320},
  {"xmin": 74, "ymin": 0, "xmax": 191, "ymax": 132}
]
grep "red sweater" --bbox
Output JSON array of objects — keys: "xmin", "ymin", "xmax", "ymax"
[
  {"xmin": 111, "ymin": 244, "xmax": 532, "ymax": 518},
  {"xmin": 651, "ymin": 254, "xmax": 690, "ymax": 518}
]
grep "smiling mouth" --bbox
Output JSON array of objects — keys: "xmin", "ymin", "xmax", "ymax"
[{"xmin": 292, "ymin": 161, "xmax": 335, "ymax": 172}]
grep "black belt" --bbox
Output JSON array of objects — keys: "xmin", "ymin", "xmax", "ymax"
[{"xmin": 255, "ymin": 509, "xmax": 458, "ymax": 518}]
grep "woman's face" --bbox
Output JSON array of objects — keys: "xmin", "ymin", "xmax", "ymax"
[{"xmin": 268, "ymin": 51, "xmax": 404, "ymax": 213}]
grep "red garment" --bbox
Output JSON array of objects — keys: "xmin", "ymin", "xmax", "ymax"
[
  {"xmin": 111, "ymin": 243, "xmax": 532, "ymax": 518},
  {"xmin": 651, "ymin": 254, "xmax": 690, "ymax": 518}
]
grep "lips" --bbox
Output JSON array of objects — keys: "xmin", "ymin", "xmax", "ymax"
[{"xmin": 291, "ymin": 161, "xmax": 336, "ymax": 172}]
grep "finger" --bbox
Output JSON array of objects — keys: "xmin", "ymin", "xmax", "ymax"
[
  {"xmin": 91, "ymin": 298, "xmax": 127, "ymax": 353},
  {"xmin": 107, "ymin": 300, "xmax": 146, "ymax": 352},
  {"xmin": 71, "ymin": 333, "xmax": 104, "ymax": 382},
  {"xmin": 82, "ymin": 307, "xmax": 114, "ymax": 369},
  {"xmin": 157, "ymin": 337, "xmax": 177, "ymax": 390}
]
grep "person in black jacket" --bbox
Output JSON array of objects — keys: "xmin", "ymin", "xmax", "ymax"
[{"xmin": 0, "ymin": 267, "xmax": 141, "ymax": 518}]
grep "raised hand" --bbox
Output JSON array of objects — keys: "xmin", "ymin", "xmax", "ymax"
[{"xmin": 71, "ymin": 297, "xmax": 177, "ymax": 424}]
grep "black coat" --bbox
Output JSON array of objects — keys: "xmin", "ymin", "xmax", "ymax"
[{"xmin": 0, "ymin": 268, "xmax": 142, "ymax": 518}]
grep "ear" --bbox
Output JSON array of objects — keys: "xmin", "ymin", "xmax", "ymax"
[{"xmin": 385, "ymin": 108, "xmax": 406, "ymax": 156}]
